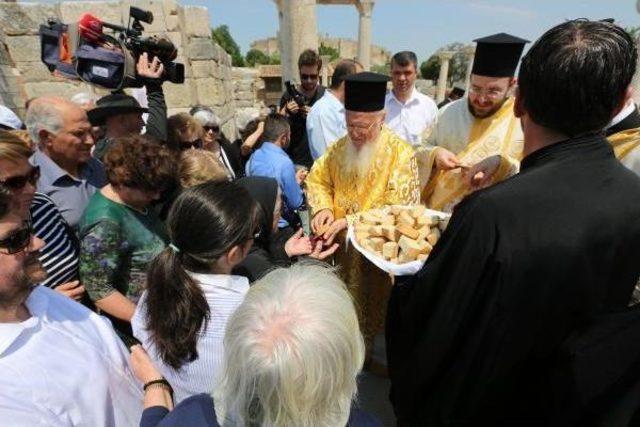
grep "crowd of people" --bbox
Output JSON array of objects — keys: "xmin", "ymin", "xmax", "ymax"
[{"xmin": 0, "ymin": 17, "xmax": 639, "ymax": 427}]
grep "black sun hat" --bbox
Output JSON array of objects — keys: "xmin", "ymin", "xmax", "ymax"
[{"xmin": 87, "ymin": 92, "xmax": 148, "ymax": 126}]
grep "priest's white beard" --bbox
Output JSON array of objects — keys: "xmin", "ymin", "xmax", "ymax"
[{"xmin": 344, "ymin": 135, "xmax": 381, "ymax": 178}]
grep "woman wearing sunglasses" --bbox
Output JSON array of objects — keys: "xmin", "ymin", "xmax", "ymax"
[
  {"xmin": 79, "ymin": 135, "xmax": 177, "ymax": 340},
  {"xmin": 0, "ymin": 133, "xmax": 83, "ymax": 300},
  {"xmin": 191, "ymin": 107, "xmax": 243, "ymax": 179}
]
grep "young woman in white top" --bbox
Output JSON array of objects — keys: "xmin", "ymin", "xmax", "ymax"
[{"xmin": 132, "ymin": 180, "xmax": 260, "ymax": 403}]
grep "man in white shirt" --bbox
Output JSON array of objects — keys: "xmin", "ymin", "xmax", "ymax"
[
  {"xmin": 0, "ymin": 194, "xmax": 142, "ymax": 426},
  {"xmin": 385, "ymin": 51, "xmax": 438, "ymax": 147},
  {"xmin": 306, "ymin": 59, "xmax": 363, "ymax": 160}
]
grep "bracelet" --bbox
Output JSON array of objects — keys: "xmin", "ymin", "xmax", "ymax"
[{"xmin": 143, "ymin": 378, "xmax": 173, "ymax": 397}]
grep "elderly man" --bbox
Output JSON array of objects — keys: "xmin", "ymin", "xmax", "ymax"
[
  {"xmin": 26, "ymin": 97, "xmax": 106, "ymax": 230},
  {"xmin": 384, "ymin": 51, "xmax": 438, "ymax": 147},
  {"xmin": 0, "ymin": 192, "xmax": 142, "ymax": 426},
  {"xmin": 306, "ymin": 59, "xmax": 363, "ymax": 160},
  {"xmin": 129, "ymin": 264, "xmax": 380, "ymax": 426},
  {"xmin": 306, "ymin": 71, "xmax": 420, "ymax": 355},
  {"xmin": 387, "ymin": 20, "xmax": 640, "ymax": 425},
  {"xmin": 423, "ymin": 33, "xmax": 528, "ymax": 212}
]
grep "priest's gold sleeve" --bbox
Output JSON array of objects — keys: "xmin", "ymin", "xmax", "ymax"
[{"xmin": 384, "ymin": 141, "xmax": 421, "ymax": 206}]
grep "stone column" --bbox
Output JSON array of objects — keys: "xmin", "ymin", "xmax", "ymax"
[
  {"xmin": 356, "ymin": 0, "xmax": 374, "ymax": 71},
  {"xmin": 463, "ymin": 45, "xmax": 476, "ymax": 92},
  {"xmin": 320, "ymin": 54, "xmax": 331, "ymax": 87},
  {"xmin": 278, "ymin": 0, "xmax": 319, "ymax": 86},
  {"xmin": 436, "ymin": 51, "xmax": 454, "ymax": 103}
]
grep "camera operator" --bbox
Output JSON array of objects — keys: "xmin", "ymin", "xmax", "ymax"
[
  {"xmin": 279, "ymin": 49, "xmax": 325, "ymax": 169},
  {"xmin": 88, "ymin": 53, "xmax": 168, "ymax": 161}
]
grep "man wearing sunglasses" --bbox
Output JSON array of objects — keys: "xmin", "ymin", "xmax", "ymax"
[
  {"xmin": 0, "ymin": 193, "xmax": 143, "ymax": 425},
  {"xmin": 279, "ymin": 49, "xmax": 326, "ymax": 169}
]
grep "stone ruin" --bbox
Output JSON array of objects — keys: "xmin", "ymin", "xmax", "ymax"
[{"xmin": 0, "ymin": 0, "xmax": 265, "ymax": 138}]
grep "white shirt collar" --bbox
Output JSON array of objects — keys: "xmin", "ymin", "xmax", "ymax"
[
  {"xmin": 388, "ymin": 88, "xmax": 420, "ymax": 106},
  {"xmin": 188, "ymin": 272, "xmax": 249, "ymax": 294},
  {"xmin": 608, "ymin": 101, "xmax": 637, "ymax": 128},
  {"xmin": 0, "ymin": 287, "xmax": 45, "ymax": 356}
]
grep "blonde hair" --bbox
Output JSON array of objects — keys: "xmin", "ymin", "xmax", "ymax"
[
  {"xmin": 179, "ymin": 149, "xmax": 230, "ymax": 188},
  {"xmin": 0, "ymin": 130, "xmax": 32, "ymax": 162},
  {"xmin": 168, "ymin": 113, "xmax": 203, "ymax": 150},
  {"xmin": 216, "ymin": 263, "xmax": 365, "ymax": 427}
]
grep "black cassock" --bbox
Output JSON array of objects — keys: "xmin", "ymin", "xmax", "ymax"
[{"xmin": 387, "ymin": 134, "xmax": 640, "ymax": 426}]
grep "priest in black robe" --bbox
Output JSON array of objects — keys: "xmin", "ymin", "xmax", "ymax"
[{"xmin": 387, "ymin": 19, "xmax": 640, "ymax": 426}]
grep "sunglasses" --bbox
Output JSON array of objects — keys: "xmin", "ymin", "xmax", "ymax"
[
  {"xmin": 0, "ymin": 224, "xmax": 33, "ymax": 254},
  {"xmin": 180, "ymin": 139, "xmax": 203, "ymax": 150},
  {"xmin": 0, "ymin": 166, "xmax": 40, "ymax": 191},
  {"xmin": 300, "ymin": 74, "xmax": 318, "ymax": 81},
  {"xmin": 204, "ymin": 125, "xmax": 220, "ymax": 133}
]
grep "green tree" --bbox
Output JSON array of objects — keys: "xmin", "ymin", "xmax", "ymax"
[
  {"xmin": 245, "ymin": 49, "xmax": 270, "ymax": 67},
  {"xmin": 211, "ymin": 25, "xmax": 244, "ymax": 67},
  {"xmin": 626, "ymin": 26, "xmax": 640, "ymax": 41},
  {"xmin": 371, "ymin": 63, "xmax": 390, "ymax": 75},
  {"xmin": 318, "ymin": 43, "xmax": 340, "ymax": 62},
  {"xmin": 420, "ymin": 55, "xmax": 440, "ymax": 80},
  {"xmin": 268, "ymin": 52, "xmax": 281, "ymax": 65}
]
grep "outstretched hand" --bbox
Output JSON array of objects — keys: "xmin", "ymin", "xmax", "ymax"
[{"xmin": 137, "ymin": 53, "xmax": 164, "ymax": 80}]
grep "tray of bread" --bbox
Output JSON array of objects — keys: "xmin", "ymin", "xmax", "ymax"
[{"xmin": 346, "ymin": 205, "xmax": 450, "ymax": 276}]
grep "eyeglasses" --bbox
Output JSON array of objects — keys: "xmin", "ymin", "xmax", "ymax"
[
  {"xmin": 0, "ymin": 166, "xmax": 40, "ymax": 191},
  {"xmin": 346, "ymin": 119, "xmax": 379, "ymax": 135},
  {"xmin": 469, "ymin": 86, "xmax": 507, "ymax": 100},
  {"xmin": 180, "ymin": 139, "xmax": 203, "ymax": 150},
  {"xmin": 300, "ymin": 73, "xmax": 318, "ymax": 81},
  {"xmin": 0, "ymin": 224, "xmax": 33, "ymax": 254},
  {"xmin": 204, "ymin": 125, "xmax": 220, "ymax": 133}
]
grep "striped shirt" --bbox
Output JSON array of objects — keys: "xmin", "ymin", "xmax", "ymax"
[
  {"xmin": 132, "ymin": 273, "xmax": 249, "ymax": 404},
  {"xmin": 30, "ymin": 192, "xmax": 79, "ymax": 288}
]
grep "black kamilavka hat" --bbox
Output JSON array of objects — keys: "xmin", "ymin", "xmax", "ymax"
[
  {"xmin": 344, "ymin": 72, "xmax": 391, "ymax": 112},
  {"xmin": 87, "ymin": 92, "xmax": 148, "ymax": 126},
  {"xmin": 471, "ymin": 33, "xmax": 529, "ymax": 78}
]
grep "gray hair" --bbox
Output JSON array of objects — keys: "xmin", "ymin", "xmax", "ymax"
[
  {"xmin": 70, "ymin": 92, "xmax": 99, "ymax": 109},
  {"xmin": 25, "ymin": 98, "xmax": 65, "ymax": 146},
  {"xmin": 192, "ymin": 110, "xmax": 220, "ymax": 127},
  {"xmin": 216, "ymin": 263, "xmax": 365, "ymax": 427}
]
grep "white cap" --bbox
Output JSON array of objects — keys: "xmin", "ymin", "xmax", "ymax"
[{"xmin": 0, "ymin": 105, "xmax": 23, "ymax": 130}]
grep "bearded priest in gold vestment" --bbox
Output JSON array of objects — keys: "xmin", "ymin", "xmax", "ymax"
[
  {"xmin": 421, "ymin": 33, "xmax": 529, "ymax": 212},
  {"xmin": 306, "ymin": 72, "xmax": 420, "ymax": 354}
]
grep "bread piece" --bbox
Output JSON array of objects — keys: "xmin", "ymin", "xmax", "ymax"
[
  {"xmin": 389, "ymin": 257, "xmax": 399, "ymax": 264},
  {"xmin": 417, "ymin": 239, "xmax": 433, "ymax": 254},
  {"xmin": 355, "ymin": 232, "xmax": 369, "ymax": 245},
  {"xmin": 417, "ymin": 253, "xmax": 429, "ymax": 262},
  {"xmin": 368, "ymin": 225, "xmax": 384, "ymax": 237},
  {"xmin": 396, "ymin": 223, "xmax": 420, "ymax": 240},
  {"xmin": 399, "ymin": 210, "xmax": 415, "ymax": 227},
  {"xmin": 416, "ymin": 215, "xmax": 438, "ymax": 227},
  {"xmin": 398, "ymin": 251, "xmax": 415, "ymax": 264},
  {"xmin": 398, "ymin": 235, "xmax": 422, "ymax": 259},
  {"xmin": 360, "ymin": 211, "xmax": 383, "ymax": 225},
  {"xmin": 382, "ymin": 241, "xmax": 399, "ymax": 259},
  {"xmin": 381, "ymin": 225, "xmax": 401, "ymax": 242},
  {"xmin": 369, "ymin": 237, "xmax": 386, "ymax": 252},
  {"xmin": 411, "ymin": 205, "xmax": 427, "ymax": 219},
  {"xmin": 354, "ymin": 224, "xmax": 370, "ymax": 234},
  {"xmin": 380, "ymin": 215, "xmax": 395, "ymax": 226},
  {"xmin": 426, "ymin": 228, "xmax": 441, "ymax": 246},
  {"xmin": 417, "ymin": 226, "xmax": 431, "ymax": 241},
  {"xmin": 390, "ymin": 205, "xmax": 406, "ymax": 216}
]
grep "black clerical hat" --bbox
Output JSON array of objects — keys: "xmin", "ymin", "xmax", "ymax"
[
  {"xmin": 471, "ymin": 33, "xmax": 529, "ymax": 78},
  {"xmin": 87, "ymin": 93, "xmax": 148, "ymax": 126},
  {"xmin": 344, "ymin": 72, "xmax": 391, "ymax": 112}
]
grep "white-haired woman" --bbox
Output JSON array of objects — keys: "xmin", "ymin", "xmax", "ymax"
[
  {"xmin": 131, "ymin": 264, "xmax": 381, "ymax": 427},
  {"xmin": 191, "ymin": 106, "xmax": 243, "ymax": 178}
]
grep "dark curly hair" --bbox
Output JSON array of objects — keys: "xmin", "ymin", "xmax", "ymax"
[{"xmin": 104, "ymin": 135, "xmax": 177, "ymax": 193}]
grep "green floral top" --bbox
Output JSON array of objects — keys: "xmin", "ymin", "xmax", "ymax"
[{"xmin": 79, "ymin": 191, "xmax": 167, "ymax": 306}]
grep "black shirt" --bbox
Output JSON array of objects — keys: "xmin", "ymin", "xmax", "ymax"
[{"xmin": 279, "ymin": 85, "xmax": 325, "ymax": 168}]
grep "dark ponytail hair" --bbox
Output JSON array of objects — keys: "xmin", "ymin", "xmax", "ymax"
[{"xmin": 145, "ymin": 180, "xmax": 260, "ymax": 369}]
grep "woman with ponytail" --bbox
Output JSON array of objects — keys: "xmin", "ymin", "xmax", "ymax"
[{"xmin": 132, "ymin": 180, "xmax": 259, "ymax": 404}]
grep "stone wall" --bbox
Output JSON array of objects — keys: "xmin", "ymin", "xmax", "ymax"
[{"xmin": 0, "ymin": 0, "xmax": 238, "ymax": 138}]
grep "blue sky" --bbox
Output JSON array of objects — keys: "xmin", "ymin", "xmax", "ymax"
[{"xmin": 181, "ymin": 0, "xmax": 640, "ymax": 62}]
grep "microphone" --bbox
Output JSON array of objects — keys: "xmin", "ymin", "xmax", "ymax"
[{"xmin": 78, "ymin": 13, "xmax": 104, "ymax": 43}]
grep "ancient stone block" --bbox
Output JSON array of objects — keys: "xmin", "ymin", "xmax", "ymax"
[
  {"xmin": 191, "ymin": 60, "xmax": 220, "ymax": 79},
  {"xmin": 195, "ymin": 77, "xmax": 224, "ymax": 106},
  {"xmin": 163, "ymin": 79, "xmax": 196, "ymax": 108},
  {"xmin": 0, "ymin": 3, "xmax": 60, "ymax": 36},
  {"xmin": 165, "ymin": 14, "xmax": 179, "ymax": 32},
  {"xmin": 15, "ymin": 61, "xmax": 59, "ymax": 83},
  {"xmin": 24, "ymin": 81, "xmax": 92, "ymax": 100},
  {"xmin": 188, "ymin": 38, "xmax": 216, "ymax": 60},
  {"xmin": 162, "ymin": 0, "xmax": 179, "ymax": 16},
  {"xmin": 60, "ymin": 2, "xmax": 122, "ymax": 26},
  {"xmin": 4, "ymin": 36, "xmax": 40, "ymax": 64},
  {"xmin": 180, "ymin": 6, "xmax": 211, "ymax": 38}
]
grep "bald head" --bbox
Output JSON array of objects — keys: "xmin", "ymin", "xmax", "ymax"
[{"xmin": 25, "ymin": 97, "xmax": 94, "ymax": 169}]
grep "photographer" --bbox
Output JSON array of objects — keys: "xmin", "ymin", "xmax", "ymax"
[
  {"xmin": 88, "ymin": 53, "xmax": 168, "ymax": 161},
  {"xmin": 279, "ymin": 49, "xmax": 325, "ymax": 169}
]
